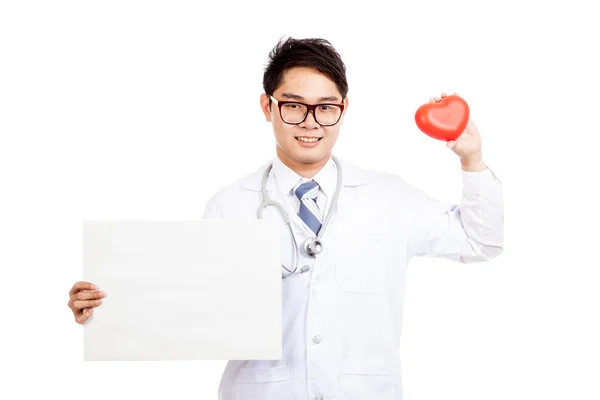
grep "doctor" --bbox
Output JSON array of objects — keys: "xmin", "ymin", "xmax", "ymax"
[{"xmin": 68, "ymin": 37, "xmax": 503, "ymax": 399}]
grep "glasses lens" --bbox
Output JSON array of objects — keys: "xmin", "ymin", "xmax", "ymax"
[
  {"xmin": 315, "ymin": 105, "xmax": 342, "ymax": 126},
  {"xmin": 281, "ymin": 103, "xmax": 308, "ymax": 123}
]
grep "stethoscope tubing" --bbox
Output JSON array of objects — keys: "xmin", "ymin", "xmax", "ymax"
[{"xmin": 256, "ymin": 155, "xmax": 343, "ymax": 278}]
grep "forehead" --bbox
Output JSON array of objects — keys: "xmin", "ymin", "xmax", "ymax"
[{"xmin": 275, "ymin": 67, "xmax": 341, "ymax": 101}]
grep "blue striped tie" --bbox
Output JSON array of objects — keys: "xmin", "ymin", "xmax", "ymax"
[{"xmin": 294, "ymin": 180, "xmax": 322, "ymax": 235}]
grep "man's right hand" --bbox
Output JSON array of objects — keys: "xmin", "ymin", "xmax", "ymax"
[{"xmin": 68, "ymin": 281, "xmax": 107, "ymax": 324}]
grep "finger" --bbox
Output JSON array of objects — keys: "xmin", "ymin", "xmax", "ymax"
[
  {"xmin": 76, "ymin": 308, "xmax": 93, "ymax": 325},
  {"xmin": 68, "ymin": 291, "xmax": 105, "ymax": 310},
  {"xmin": 464, "ymin": 118, "xmax": 475, "ymax": 132},
  {"xmin": 69, "ymin": 281, "xmax": 98, "ymax": 297},
  {"xmin": 73, "ymin": 299, "xmax": 103, "ymax": 310},
  {"xmin": 429, "ymin": 97, "xmax": 435, "ymax": 103},
  {"xmin": 441, "ymin": 92, "xmax": 447, "ymax": 97},
  {"xmin": 446, "ymin": 140, "xmax": 456, "ymax": 148},
  {"xmin": 434, "ymin": 96, "xmax": 441, "ymax": 102},
  {"xmin": 75, "ymin": 290, "xmax": 107, "ymax": 301}
]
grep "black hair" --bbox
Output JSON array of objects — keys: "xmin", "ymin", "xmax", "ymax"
[{"xmin": 263, "ymin": 37, "xmax": 348, "ymax": 101}]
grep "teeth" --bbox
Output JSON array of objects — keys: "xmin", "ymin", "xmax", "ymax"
[{"xmin": 297, "ymin": 137, "xmax": 319, "ymax": 142}]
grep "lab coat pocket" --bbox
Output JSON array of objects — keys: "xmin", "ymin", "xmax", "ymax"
[
  {"xmin": 233, "ymin": 365, "xmax": 293, "ymax": 400},
  {"xmin": 334, "ymin": 236, "xmax": 387, "ymax": 293},
  {"xmin": 338, "ymin": 359, "xmax": 395, "ymax": 400}
]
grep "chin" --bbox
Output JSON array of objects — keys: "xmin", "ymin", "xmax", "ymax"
[
  {"xmin": 293, "ymin": 151, "xmax": 330, "ymax": 165},
  {"xmin": 278, "ymin": 139, "xmax": 332, "ymax": 165}
]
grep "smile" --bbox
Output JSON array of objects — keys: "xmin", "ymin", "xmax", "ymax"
[{"xmin": 295, "ymin": 137, "xmax": 323, "ymax": 143}]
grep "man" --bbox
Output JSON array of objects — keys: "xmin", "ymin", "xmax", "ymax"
[{"xmin": 68, "ymin": 37, "xmax": 503, "ymax": 399}]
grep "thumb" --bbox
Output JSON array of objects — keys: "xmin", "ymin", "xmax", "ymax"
[{"xmin": 446, "ymin": 140, "xmax": 456, "ymax": 148}]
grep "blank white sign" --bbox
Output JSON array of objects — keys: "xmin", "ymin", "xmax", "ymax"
[{"xmin": 82, "ymin": 220, "xmax": 281, "ymax": 361}]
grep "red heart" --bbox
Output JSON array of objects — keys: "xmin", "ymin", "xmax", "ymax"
[{"xmin": 414, "ymin": 95, "xmax": 470, "ymax": 141}]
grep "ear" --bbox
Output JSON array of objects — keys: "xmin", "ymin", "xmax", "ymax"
[
  {"xmin": 340, "ymin": 96, "xmax": 349, "ymax": 124},
  {"xmin": 260, "ymin": 93, "xmax": 272, "ymax": 122}
]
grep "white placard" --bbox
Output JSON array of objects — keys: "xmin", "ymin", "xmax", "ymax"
[{"xmin": 82, "ymin": 219, "xmax": 281, "ymax": 361}]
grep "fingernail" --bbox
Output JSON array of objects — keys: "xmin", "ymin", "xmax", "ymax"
[
  {"xmin": 96, "ymin": 300, "xmax": 102, "ymax": 305},
  {"xmin": 91, "ymin": 284, "xmax": 98, "ymax": 289},
  {"xmin": 99, "ymin": 291, "xmax": 106, "ymax": 297}
]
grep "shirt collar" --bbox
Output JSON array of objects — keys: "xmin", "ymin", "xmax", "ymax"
[{"xmin": 272, "ymin": 155, "xmax": 337, "ymax": 198}]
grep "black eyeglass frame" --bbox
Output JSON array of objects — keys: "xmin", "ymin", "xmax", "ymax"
[{"xmin": 269, "ymin": 95, "xmax": 345, "ymax": 127}]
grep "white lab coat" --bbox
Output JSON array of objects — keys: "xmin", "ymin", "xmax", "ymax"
[{"xmin": 202, "ymin": 155, "xmax": 504, "ymax": 400}]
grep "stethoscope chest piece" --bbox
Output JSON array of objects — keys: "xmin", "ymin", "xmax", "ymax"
[{"xmin": 304, "ymin": 237, "xmax": 323, "ymax": 257}]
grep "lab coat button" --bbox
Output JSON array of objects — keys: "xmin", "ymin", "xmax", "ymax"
[
  {"xmin": 312, "ymin": 335, "xmax": 322, "ymax": 344},
  {"xmin": 314, "ymin": 395, "xmax": 324, "ymax": 400}
]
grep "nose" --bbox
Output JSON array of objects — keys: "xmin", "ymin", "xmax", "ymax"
[{"xmin": 300, "ymin": 109, "xmax": 319, "ymax": 129}]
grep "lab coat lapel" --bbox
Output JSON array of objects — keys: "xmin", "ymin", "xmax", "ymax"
[
  {"xmin": 323, "ymin": 158, "xmax": 370, "ymax": 242},
  {"xmin": 241, "ymin": 159, "xmax": 277, "ymax": 206}
]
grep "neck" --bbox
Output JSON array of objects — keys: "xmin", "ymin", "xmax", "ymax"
[{"xmin": 276, "ymin": 147, "xmax": 331, "ymax": 178}]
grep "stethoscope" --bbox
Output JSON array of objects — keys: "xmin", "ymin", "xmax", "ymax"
[{"xmin": 257, "ymin": 155, "xmax": 343, "ymax": 279}]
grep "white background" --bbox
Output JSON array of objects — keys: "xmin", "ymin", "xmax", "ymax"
[{"xmin": 1, "ymin": 0, "xmax": 598, "ymax": 399}]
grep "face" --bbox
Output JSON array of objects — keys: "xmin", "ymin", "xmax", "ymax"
[{"xmin": 260, "ymin": 67, "xmax": 349, "ymax": 169}]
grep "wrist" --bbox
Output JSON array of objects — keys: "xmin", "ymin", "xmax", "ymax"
[{"xmin": 461, "ymin": 153, "xmax": 486, "ymax": 172}]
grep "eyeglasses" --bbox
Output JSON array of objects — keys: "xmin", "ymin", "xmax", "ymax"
[{"xmin": 269, "ymin": 95, "xmax": 344, "ymax": 127}]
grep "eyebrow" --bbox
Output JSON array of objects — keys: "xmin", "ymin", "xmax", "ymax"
[{"xmin": 281, "ymin": 92, "xmax": 340, "ymax": 102}]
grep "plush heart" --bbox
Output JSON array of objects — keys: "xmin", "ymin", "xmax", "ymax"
[{"xmin": 414, "ymin": 95, "xmax": 470, "ymax": 141}]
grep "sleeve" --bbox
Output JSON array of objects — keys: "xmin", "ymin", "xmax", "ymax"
[{"xmin": 405, "ymin": 167, "xmax": 504, "ymax": 263}]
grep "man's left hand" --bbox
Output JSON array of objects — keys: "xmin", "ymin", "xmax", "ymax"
[{"xmin": 430, "ymin": 92, "xmax": 487, "ymax": 172}]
